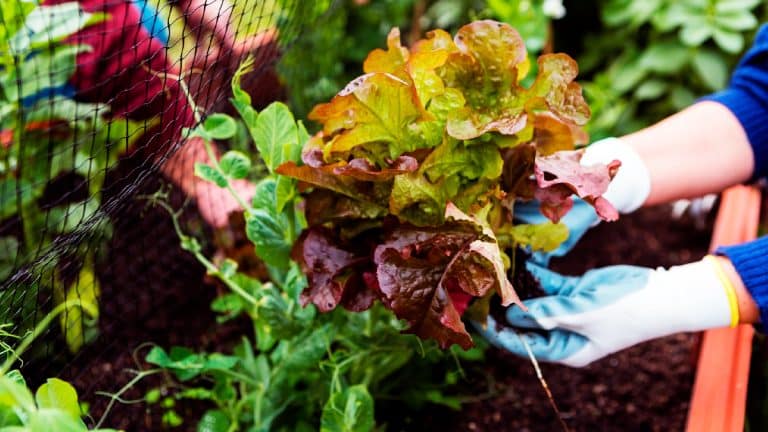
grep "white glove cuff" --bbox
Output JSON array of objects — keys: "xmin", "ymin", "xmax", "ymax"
[
  {"xmin": 651, "ymin": 259, "xmax": 733, "ymax": 333},
  {"xmin": 581, "ymin": 137, "xmax": 651, "ymax": 214}
]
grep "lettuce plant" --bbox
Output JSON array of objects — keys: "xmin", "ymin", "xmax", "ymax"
[
  {"xmin": 277, "ymin": 20, "xmax": 619, "ymax": 349},
  {"xmin": 148, "ymin": 58, "xmax": 483, "ymax": 430}
]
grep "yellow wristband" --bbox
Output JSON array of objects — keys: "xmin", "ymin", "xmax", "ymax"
[{"xmin": 704, "ymin": 255, "xmax": 740, "ymax": 328}]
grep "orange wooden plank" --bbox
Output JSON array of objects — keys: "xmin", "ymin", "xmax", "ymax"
[{"xmin": 686, "ymin": 185, "xmax": 761, "ymax": 431}]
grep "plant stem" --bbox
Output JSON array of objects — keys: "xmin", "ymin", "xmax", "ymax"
[{"xmin": 94, "ymin": 368, "xmax": 162, "ymax": 429}]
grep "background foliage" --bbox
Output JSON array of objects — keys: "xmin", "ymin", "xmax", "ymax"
[{"xmin": 279, "ymin": 0, "xmax": 767, "ymax": 138}]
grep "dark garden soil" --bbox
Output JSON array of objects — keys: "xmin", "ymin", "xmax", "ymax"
[
  {"xmin": 33, "ymin": 157, "xmax": 714, "ymax": 432},
  {"xmin": 397, "ymin": 203, "xmax": 716, "ymax": 432}
]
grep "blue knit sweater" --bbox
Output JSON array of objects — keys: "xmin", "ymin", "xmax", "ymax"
[{"xmin": 706, "ymin": 25, "xmax": 768, "ymax": 325}]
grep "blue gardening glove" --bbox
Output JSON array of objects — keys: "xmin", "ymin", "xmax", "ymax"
[{"xmin": 477, "ymin": 258, "xmax": 735, "ymax": 367}]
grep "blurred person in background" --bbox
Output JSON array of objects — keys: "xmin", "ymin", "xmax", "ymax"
[
  {"xmin": 42, "ymin": 0, "xmax": 276, "ymax": 227},
  {"xmin": 483, "ymin": 24, "xmax": 768, "ymax": 367}
]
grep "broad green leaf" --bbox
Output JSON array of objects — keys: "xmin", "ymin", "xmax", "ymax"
[
  {"xmin": 247, "ymin": 178, "xmax": 295, "ymax": 268},
  {"xmin": 251, "ymin": 177, "xmax": 278, "ymax": 212},
  {"xmin": 145, "ymin": 347, "xmax": 238, "ymax": 382},
  {"xmin": 203, "ymin": 114, "xmax": 237, "ymax": 140},
  {"xmin": 0, "ymin": 376, "xmax": 35, "ymax": 417},
  {"xmin": 712, "ymin": 29, "xmax": 743, "ymax": 54},
  {"xmin": 320, "ymin": 385, "xmax": 374, "ymax": 432},
  {"xmin": 282, "ymin": 326, "xmax": 331, "ymax": 371},
  {"xmin": 274, "ymin": 176, "xmax": 296, "ymax": 213},
  {"xmin": 715, "ymin": 0, "xmax": 761, "ymax": 13},
  {"xmin": 638, "ymin": 42, "xmax": 689, "ymax": 74},
  {"xmin": 210, "ymin": 293, "xmax": 245, "ymax": 322},
  {"xmin": 194, "ymin": 163, "xmax": 228, "ymax": 188},
  {"xmin": 197, "ymin": 410, "xmax": 230, "ymax": 432},
  {"xmin": 602, "ymin": 0, "xmax": 662, "ymax": 27},
  {"xmin": 245, "ymin": 208, "xmax": 292, "ymax": 270},
  {"xmin": 634, "ymin": 79, "xmax": 667, "ymax": 101},
  {"xmin": 218, "ymin": 151, "xmax": 251, "ymax": 179},
  {"xmin": 692, "ymin": 49, "xmax": 728, "ymax": 91},
  {"xmin": 27, "ymin": 408, "xmax": 87, "ymax": 432},
  {"xmin": 680, "ymin": 25, "xmax": 713, "ymax": 47},
  {"xmin": 144, "ymin": 347, "xmax": 173, "ymax": 367},
  {"xmin": 609, "ymin": 57, "xmax": 646, "ymax": 94},
  {"xmin": 252, "ymin": 102, "xmax": 297, "ymax": 172},
  {"xmin": 278, "ymin": 119, "xmax": 308, "ymax": 175},
  {"xmin": 34, "ymin": 379, "xmax": 80, "ymax": 420},
  {"xmin": 651, "ymin": 3, "xmax": 692, "ymax": 31},
  {"xmin": 715, "ymin": 11, "xmax": 758, "ymax": 31},
  {"xmin": 0, "ymin": 405, "xmax": 22, "ymax": 427}
]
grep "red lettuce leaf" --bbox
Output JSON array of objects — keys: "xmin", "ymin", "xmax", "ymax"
[
  {"xmin": 292, "ymin": 228, "xmax": 375, "ymax": 313},
  {"xmin": 372, "ymin": 204, "xmax": 522, "ymax": 349},
  {"xmin": 534, "ymin": 150, "xmax": 621, "ymax": 222}
]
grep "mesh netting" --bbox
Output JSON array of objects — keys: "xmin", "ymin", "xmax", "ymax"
[{"xmin": 0, "ymin": 0, "xmax": 328, "ymax": 420}]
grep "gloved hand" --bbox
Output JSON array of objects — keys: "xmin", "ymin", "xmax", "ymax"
[
  {"xmin": 478, "ymin": 257, "xmax": 736, "ymax": 367},
  {"xmin": 514, "ymin": 137, "xmax": 652, "ymax": 264}
]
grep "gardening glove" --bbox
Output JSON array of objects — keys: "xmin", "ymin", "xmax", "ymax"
[
  {"xmin": 515, "ymin": 137, "xmax": 652, "ymax": 263},
  {"xmin": 478, "ymin": 257, "xmax": 735, "ymax": 367}
]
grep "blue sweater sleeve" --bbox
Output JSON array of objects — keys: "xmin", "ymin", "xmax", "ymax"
[
  {"xmin": 716, "ymin": 236, "xmax": 768, "ymax": 326},
  {"xmin": 706, "ymin": 27, "xmax": 768, "ymax": 326},
  {"xmin": 705, "ymin": 24, "xmax": 768, "ymax": 180}
]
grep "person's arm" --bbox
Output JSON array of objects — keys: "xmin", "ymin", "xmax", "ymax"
[
  {"xmin": 620, "ymin": 101, "xmax": 754, "ymax": 205},
  {"xmin": 584, "ymin": 25, "xmax": 768, "ymax": 209}
]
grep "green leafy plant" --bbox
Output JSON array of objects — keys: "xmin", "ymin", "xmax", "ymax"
[
  {"xmin": 579, "ymin": 0, "xmax": 765, "ymax": 138},
  {"xmin": 276, "ymin": 20, "xmax": 618, "ymax": 349}
]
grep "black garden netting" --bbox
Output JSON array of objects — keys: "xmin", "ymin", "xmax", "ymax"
[{"xmin": 0, "ymin": 0, "xmax": 328, "ymax": 426}]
